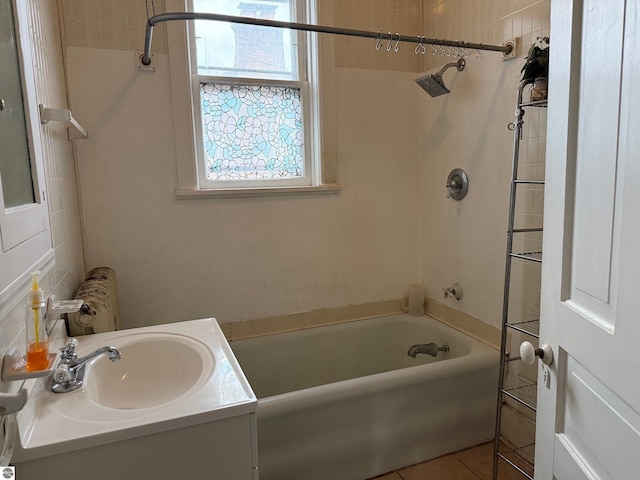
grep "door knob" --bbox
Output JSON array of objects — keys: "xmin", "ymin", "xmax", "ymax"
[{"xmin": 520, "ymin": 341, "xmax": 553, "ymax": 366}]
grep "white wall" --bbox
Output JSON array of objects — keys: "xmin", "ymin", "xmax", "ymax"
[{"xmin": 65, "ymin": 50, "xmax": 421, "ymax": 328}]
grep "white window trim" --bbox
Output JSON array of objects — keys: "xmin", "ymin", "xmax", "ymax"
[
  {"xmin": 165, "ymin": 0, "xmax": 340, "ymax": 198},
  {"xmin": 0, "ymin": 0, "xmax": 54, "ymax": 312}
]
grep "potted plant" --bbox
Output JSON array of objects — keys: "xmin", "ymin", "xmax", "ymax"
[{"xmin": 521, "ymin": 36, "xmax": 549, "ymax": 101}]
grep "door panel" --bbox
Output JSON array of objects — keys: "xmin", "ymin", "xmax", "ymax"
[
  {"xmin": 572, "ymin": 0, "xmax": 624, "ymax": 308},
  {"xmin": 553, "ymin": 438, "xmax": 592, "ymax": 480},
  {"xmin": 554, "ymin": 353, "xmax": 640, "ymax": 480},
  {"xmin": 538, "ymin": 0, "xmax": 640, "ymax": 478}
]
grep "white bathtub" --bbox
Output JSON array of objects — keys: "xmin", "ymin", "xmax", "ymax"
[{"xmin": 230, "ymin": 313, "xmax": 499, "ymax": 480}]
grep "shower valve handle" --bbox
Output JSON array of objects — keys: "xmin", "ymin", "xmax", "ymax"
[{"xmin": 446, "ymin": 169, "xmax": 469, "ymax": 200}]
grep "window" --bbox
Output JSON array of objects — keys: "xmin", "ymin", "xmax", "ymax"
[
  {"xmin": 167, "ymin": 0, "xmax": 338, "ymax": 196},
  {"xmin": 198, "ymin": 82, "xmax": 307, "ymax": 185}
]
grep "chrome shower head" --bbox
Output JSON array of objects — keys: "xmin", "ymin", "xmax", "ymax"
[
  {"xmin": 415, "ymin": 58, "xmax": 465, "ymax": 97},
  {"xmin": 416, "ymin": 73, "xmax": 450, "ymax": 97}
]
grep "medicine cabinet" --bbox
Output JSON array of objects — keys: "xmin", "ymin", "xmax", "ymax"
[{"xmin": 0, "ymin": 0, "xmax": 54, "ymax": 315}]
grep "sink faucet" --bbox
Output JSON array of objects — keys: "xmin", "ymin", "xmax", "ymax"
[
  {"xmin": 407, "ymin": 342, "xmax": 449, "ymax": 358},
  {"xmin": 51, "ymin": 339, "xmax": 121, "ymax": 393}
]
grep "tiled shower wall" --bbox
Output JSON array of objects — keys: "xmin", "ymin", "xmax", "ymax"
[
  {"xmin": 62, "ymin": 1, "xmax": 422, "ymax": 329},
  {"xmin": 61, "ymin": 0, "xmax": 166, "ymax": 52},
  {"xmin": 61, "ymin": 0, "xmax": 421, "ymax": 71},
  {"xmin": 0, "ymin": 2, "xmax": 85, "ymax": 368},
  {"xmin": 419, "ymin": 0, "xmax": 549, "ymax": 331},
  {"xmin": 333, "ymin": 0, "xmax": 422, "ymax": 72}
]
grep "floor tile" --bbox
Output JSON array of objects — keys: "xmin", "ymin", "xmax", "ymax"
[
  {"xmin": 454, "ymin": 442, "xmax": 494, "ymax": 480},
  {"xmin": 495, "ymin": 459, "xmax": 530, "ymax": 480},
  {"xmin": 397, "ymin": 453, "xmax": 481, "ymax": 480},
  {"xmin": 370, "ymin": 473, "xmax": 403, "ymax": 480},
  {"xmin": 454, "ymin": 441, "xmax": 529, "ymax": 480},
  {"xmin": 366, "ymin": 442, "xmax": 531, "ymax": 480}
]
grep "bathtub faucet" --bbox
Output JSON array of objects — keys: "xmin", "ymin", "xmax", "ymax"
[
  {"xmin": 51, "ymin": 339, "xmax": 121, "ymax": 393},
  {"xmin": 407, "ymin": 342, "xmax": 449, "ymax": 358}
]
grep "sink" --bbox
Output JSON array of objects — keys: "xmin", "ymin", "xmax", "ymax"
[
  {"xmin": 83, "ymin": 333, "xmax": 213, "ymax": 409},
  {"xmin": 11, "ymin": 318, "xmax": 258, "ymax": 480},
  {"xmin": 12, "ymin": 318, "xmax": 256, "ymax": 461}
]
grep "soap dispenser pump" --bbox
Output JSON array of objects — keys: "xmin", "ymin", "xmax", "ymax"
[{"xmin": 26, "ymin": 271, "xmax": 48, "ymax": 371}]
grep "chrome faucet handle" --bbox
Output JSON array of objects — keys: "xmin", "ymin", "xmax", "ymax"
[
  {"xmin": 52, "ymin": 344, "xmax": 121, "ymax": 394},
  {"xmin": 59, "ymin": 338, "xmax": 79, "ymax": 362}
]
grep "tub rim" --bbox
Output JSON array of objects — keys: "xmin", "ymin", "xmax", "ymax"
[{"xmin": 251, "ymin": 313, "xmax": 498, "ymax": 418}]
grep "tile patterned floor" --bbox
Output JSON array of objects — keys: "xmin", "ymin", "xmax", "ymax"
[{"xmin": 369, "ymin": 442, "xmax": 529, "ymax": 480}]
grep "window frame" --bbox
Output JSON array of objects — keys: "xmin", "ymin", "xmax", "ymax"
[{"xmin": 166, "ymin": 0, "xmax": 339, "ymax": 197}]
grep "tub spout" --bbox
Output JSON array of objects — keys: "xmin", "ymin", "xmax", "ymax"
[{"xmin": 407, "ymin": 342, "xmax": 449, "ymax": 358}]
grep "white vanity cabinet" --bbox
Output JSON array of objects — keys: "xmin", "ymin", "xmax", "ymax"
[
  {"xmin": 11, "ymin": 319, "xmax": 259, "ymax": 480},
  {"xmin": 14, "ymin": 411, "xmax": 258, "ymax": 480}
]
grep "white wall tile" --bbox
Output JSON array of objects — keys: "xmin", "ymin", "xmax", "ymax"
[
  {"xmin": 55, "ymin": 0, "xmax": 550, "ymax": 333},
  {"xmin": 420, "ymin": 0, "xmax": 550, "ymax": 328},
  {"xmin": 1, "ymin": 2, "xmax": 85, "ymax": 358},
  {"xmin": 66, "ymin": 46, "xmax": 421, "ymax": 328}
]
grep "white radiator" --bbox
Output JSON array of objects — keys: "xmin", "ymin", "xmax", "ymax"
[{"xmin": 68, "ymin": 267, "xmax": 120, "ymax": 336}]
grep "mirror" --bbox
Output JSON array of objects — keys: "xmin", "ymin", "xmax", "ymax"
[{"xmin": 0, "ymin": 0, "xmax": 36, "ymax": 208}]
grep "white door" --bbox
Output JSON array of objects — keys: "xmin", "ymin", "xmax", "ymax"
[{"xmin": 536, "ymin": 0, "xmax": 640, "ymax": 479}]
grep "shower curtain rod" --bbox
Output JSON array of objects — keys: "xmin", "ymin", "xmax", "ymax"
[{"xmin": 141, "ymin": 12, "xmax": 513, "ymax": 66}]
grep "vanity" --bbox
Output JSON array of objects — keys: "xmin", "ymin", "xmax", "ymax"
[{"xmin": 10, "ymin": 318, "xmax": 258, "ymax": 480}]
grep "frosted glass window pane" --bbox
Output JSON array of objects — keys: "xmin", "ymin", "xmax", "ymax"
[
  {"xmin": 193, "ymin": 0, "xmax": 297, "ymax": 81},
  {"xmin": 200, "ymin": 83, "xmax": 304, "ymax": 181}
]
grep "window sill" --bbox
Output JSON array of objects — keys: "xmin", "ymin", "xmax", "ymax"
[{"xmin": 176, "ymin": 184, "xmax": 341, "ymax": 199}]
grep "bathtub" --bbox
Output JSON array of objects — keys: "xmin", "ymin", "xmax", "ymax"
[{"xmin": 230, "ymin": 313, "xmax": 499, "ymax": 480}]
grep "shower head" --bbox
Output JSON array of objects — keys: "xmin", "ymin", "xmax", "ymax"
[{"xmin": 415, "ymin": 58, "xmax": 465, "ymax": 97}]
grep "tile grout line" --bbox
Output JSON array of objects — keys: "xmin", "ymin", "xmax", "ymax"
[{"xmin": 452, "ymin": 454, "xmax": 485, "ymax": 480}]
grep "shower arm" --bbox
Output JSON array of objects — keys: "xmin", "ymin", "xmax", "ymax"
[
  {"xmin": 140, "ymin": 12, "xmax": 512, "ymax": 66},
  {"xmin": 436, "ymin": 59, "xmax": 466, "ymax": 77}
]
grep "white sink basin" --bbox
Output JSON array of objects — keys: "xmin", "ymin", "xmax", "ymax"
[
  {"xmin": 83, "ymin": 334, "xmax": 212, "ymax": 409},
  {"xmin": 13, "ymin": 318, "xmax": 257, "ymax": 461}
]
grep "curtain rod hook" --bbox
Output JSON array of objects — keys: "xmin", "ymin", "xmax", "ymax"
[
  {"xmin": 376, "ymin": 31, "xmax": 382, "ymax": 50},
  {"xmin": 415, "ymin": 36, "xmax": 425, "ymax": 55}
]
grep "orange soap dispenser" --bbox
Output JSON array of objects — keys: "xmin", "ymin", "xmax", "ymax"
[{"xmin": 26, "ymin": 271, "xmax": 49, "ymax": 371}]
